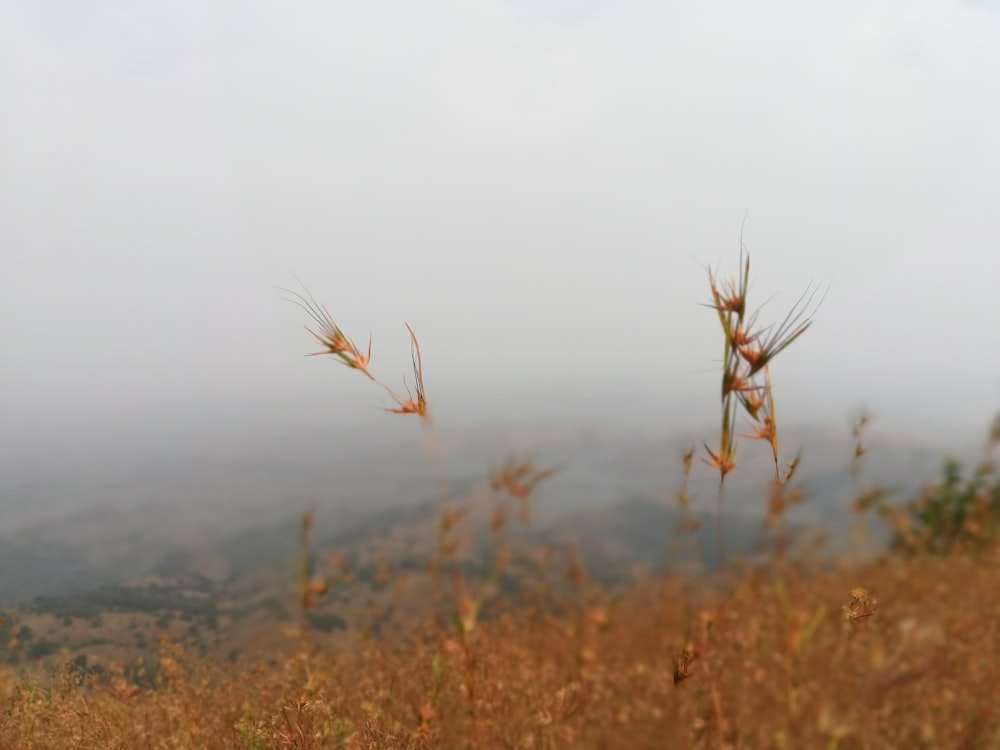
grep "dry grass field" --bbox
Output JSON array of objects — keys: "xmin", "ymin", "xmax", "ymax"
[{"xmin": 1, "ymin": 550, "xmax": 999, "ymax": 749}]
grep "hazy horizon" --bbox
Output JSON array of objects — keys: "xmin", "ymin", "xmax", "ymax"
[{"xmin": 4, "ymin": 1, "xmax": 1000, "ymax": 467}]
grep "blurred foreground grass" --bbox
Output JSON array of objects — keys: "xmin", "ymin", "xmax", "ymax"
[{"xmin": 1, "ymin": 546, "xmax": 998, "ymax": 749}]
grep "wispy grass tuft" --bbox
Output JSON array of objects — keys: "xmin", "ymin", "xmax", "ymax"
[{"xmin": 279, "ymin": 282, "xmax": 431, "ymax": 422}]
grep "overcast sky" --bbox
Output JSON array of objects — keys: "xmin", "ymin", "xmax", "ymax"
[{"xmin": 3, "ymin": 0, "xmax": 1000, "ymax": 456}]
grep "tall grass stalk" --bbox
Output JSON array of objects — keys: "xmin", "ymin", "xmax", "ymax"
[{"xmin": 702, "ymin": 244, "xmax": 822, "ymax": 565}]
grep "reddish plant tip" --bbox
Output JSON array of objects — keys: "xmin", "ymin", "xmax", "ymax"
[
  {"xmin": 383, "ymin": 323, "xmax": 430, "ymax": 418},
  {"xmin": 681, "ymin": 446, "xmax": 695, "ymax": 476},
  {"xmin": 703, "ymin": 443, "xmax": 736, "ymax": 479}
]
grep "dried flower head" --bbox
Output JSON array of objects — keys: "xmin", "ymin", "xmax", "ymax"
[{"xmin": 843, "ymin": 587, "xmax": 878, "ymax": 626}]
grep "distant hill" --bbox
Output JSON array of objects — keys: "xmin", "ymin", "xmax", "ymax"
[
  {"xmin": 0, "ymin": 418, "xmax": 982, "ymax": 675},
  {"xmin": 0, "ymin": 536, "xmax": 116, "ymax": 602},
  {"xmin": 0, "ymin": 420, "xmax": 962, "ymax": 607}
]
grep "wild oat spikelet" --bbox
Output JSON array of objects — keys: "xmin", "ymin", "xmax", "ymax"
[{"xmin": 281, "ymin": 285, "xmax": 373, "ymax": 375}]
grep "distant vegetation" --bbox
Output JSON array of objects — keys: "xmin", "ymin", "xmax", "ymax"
[
  {"xmin": 25, "ymin": 579, "xmax": 220, "ymax": 626},
  {"xmin": 894, "ymin": 453, "xmax": 1000, "ymax": 554}
]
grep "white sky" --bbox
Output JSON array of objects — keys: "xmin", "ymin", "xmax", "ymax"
[{"xmin": 2, "ymin": 0, "xmax": 999, "ymax": 454}]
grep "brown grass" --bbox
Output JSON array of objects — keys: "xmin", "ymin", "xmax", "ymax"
[{"xmin": 2, "ymin": 551, "xmax": 999, "ymax": 748}]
